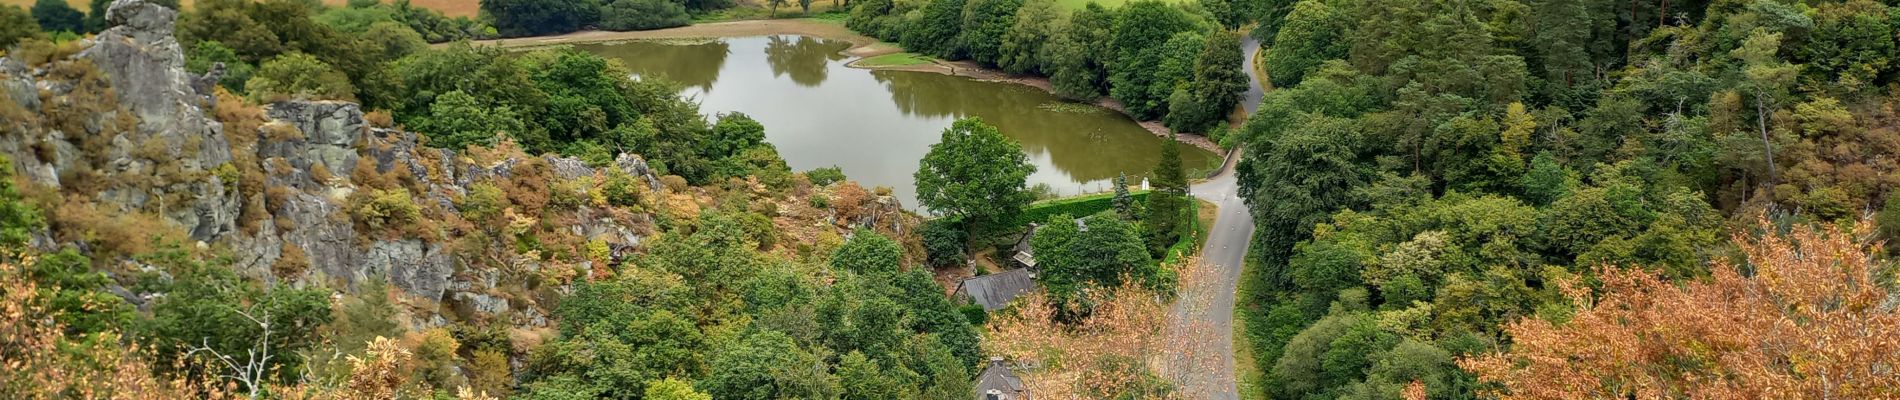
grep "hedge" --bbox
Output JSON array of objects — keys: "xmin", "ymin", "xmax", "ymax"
[{"xmin": 1015, "ymin": 190, "xmax": 1150, "ymax": 226}]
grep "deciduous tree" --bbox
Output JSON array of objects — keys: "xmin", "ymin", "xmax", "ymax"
[{"xmin": 914, "ymin": 118, "xmax": 1036, "ymax": 237}]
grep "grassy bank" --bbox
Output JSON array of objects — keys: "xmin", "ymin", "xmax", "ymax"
[{"xmin": 856, "ymin": 52, "xmax": 934, "ymax": 67}]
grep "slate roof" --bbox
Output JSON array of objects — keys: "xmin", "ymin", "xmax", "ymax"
[
  {"xmin": 956, "ymin": 268, "xmax": 1037, "ymax": 312},
  {"xmin": 974, "ymin": 358, "xmax": 1030, "ymax": 400}
]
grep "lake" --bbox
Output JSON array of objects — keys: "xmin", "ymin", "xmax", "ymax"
[{"xmin": 574, "ymin": 36, "xmax": 1219, "ymax": 208}]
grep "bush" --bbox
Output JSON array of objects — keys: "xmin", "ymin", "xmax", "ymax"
[
  {"xmin": 356, "ymin": 189, "xmax": 423, "ymax": 232},
  {"xmin": 920, "ymin": 218, "xmax": 967, "ymax": 267},
  {"xmin": 602, "ymin": 169, "xmax": 647, "ymax": 208},
  {"xmin": 0, "ymin": 5, "xmax": 42, "ymax": 49},
  {"xmin": 805, "ymin": 166, "xmax": 846, "ymax": 186},
  {"xmin": 598, "ymin": 0, "xmax": 689, "ymax": 31},
  {"xmin": 1016, "ymin": 190, "xmax": 1150, "ymax": 226},
  {"xmin": 246, "ymin": 52, "xmax": 356, "ymax": 102},
  {"xmin": 481, "ymin": 0, "xmax": 601, "ymax": 37},
  {"xmin": 187, "ymin": 41, "xmax": 260, "ymax": 92}
]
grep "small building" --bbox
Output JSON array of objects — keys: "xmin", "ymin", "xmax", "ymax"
[
  {"xmin": 955, "ymin": 268, "xmax": 1037, "ymax": 312},
  {"xmin": 975, "ymin": 357, "xmax": 1030, "ymax": 400}
]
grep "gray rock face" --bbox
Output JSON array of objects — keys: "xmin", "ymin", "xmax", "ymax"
[
  {"xmin": 73, "ymin": 0, "xmax": 237, "ymax": 241},
  {"xmin": 615, "ymin": 153, "xmax": 664, "ymax": 192},
  {"xmin": 264, "ymin": 101, "xmax": 364, "ymax": 178},
  {"xmin": 364, "ymin": 239, "xmax": 453, "ymax": 300}
]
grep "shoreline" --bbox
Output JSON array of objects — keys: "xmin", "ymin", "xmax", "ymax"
[{"xmin": 471, "ymin": 19, "xmax": 1225, "ymax": 153}]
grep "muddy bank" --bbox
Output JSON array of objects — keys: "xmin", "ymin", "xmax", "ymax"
[{"xmin": 474, "ymin": 19, "xmax": 1225, "ymax": 153}]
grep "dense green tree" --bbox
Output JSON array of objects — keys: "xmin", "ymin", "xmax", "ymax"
[
  {"xmin": 995, "ymin": 0, "xmax": 1062, "ymax": 74},
  {"xmin": 1046, "ymin": 3, "xmax": 1115, "ymax": 100},
  {"xmin": 1794, "ymin": 0, "xmax": 1892, "ymax": 94},
  {"xmin": 1032, "ymin": 213, "xmax": 1155, "ymax": 304},
  {"xmin": 1109, "ymin": 1, "xmax": 1204, "ymax": 119},
  {"xmin": 1239, "ymin": 115, "xmax": 1371, "ymax": 290},
  {"xmin": 1263, "ymin": 0, "xmax": 1347, "ymax": 88},
  {"xmin": 245, "ymin": 52, "xmax": 357, "ymax": 101},
  {"xmin": 702, "ymin": 330, "xmax": 841, "ymax": 400},
  {"xmin": 919, "ymin": 218, "xmax": 967, "ymax": 267},
  {"xmin": 705, "ymin": 112, "xmax": 768, "ymax": 160},
  {"xmin": 136, "ymin": 245, "xmax": 334, "ymax": 385},
  {"xmin": 913, "ymin": 118, "xmax": 1036, "ymax": 237},
  {"xmin": 1166, "ymin": 29, "xmax": 1248, "ymax": 133},
  {"xmin": 1251, "ymin": 0, "xmax": 1299, "ymax": 39},
  {"xmin": 838, "ymin": 352, "xmax": 911, "ymax": 400},
  {"xmin": 410, "ymin": 90, "xmax": 527, "ymax": 150},
  {"xmin": 1143, "ymin": 138, "xmax": 1190, "ymax": 255},
  {"xmin": 481, "ymin": 0, "xmax": 600, "ymax": 37},
  {"xmin": 599, "ymin": 0, "xmax": 690, "ymax": 31},
  {"xmin": 959, "ymin": 0, "xmax": 1023, "ymax": 67},
  {"xmin": 1113, "ymin": 173, "xmax": 1136, "ymax": 220},
  {"xmin": 0, "ymin": 5, "xmax": 42, "ymax": 48},
  {"xmin": 83, "ymin": 0, "xmax": 109, "ymax": 32},
  {"xmin": 30, "ymin": 0, "xmax": 82, "ymax": 34},
  {"xmin": 902, "ymin": 0, "xmax": 967, "ymax": 58},
  {"xmin": 375, "ymin": 43, "xmax": 546, "ymax": 126},
  {"xmin": 831, "ymin": 229, "xmax": 903, "ymax": 275}
]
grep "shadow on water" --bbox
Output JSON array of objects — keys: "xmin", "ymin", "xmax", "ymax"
[{"xmin": 580, "ymin": 36, "xmax": 1217, "ymax": 206}]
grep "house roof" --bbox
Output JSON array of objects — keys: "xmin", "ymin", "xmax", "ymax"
[
  {"xmin": 974, "ymin": 358, "xmax": 1029, "ymax": 400},
  {"xmin": 956, "ymin": 268, "xmax": 1037, "ymax": 311}
]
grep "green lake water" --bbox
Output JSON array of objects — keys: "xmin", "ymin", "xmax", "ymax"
[{"xmin": 575, "ymin": 36, "xmax": 1218, "ymax": 208}]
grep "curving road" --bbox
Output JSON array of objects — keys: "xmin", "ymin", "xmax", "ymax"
[{"xmin": 1164, "ymin": 33, "xmax": 1263, "ymax": 400}]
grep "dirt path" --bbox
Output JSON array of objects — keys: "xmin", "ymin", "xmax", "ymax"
[{"xmin": 472, "ymin": 19, "xmax": 1223, "ymax": 153}]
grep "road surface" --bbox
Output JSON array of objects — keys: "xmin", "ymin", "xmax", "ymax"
[{"xmin": 1163, "ymin": 32, "xmax": 1264, "ymax": 400}]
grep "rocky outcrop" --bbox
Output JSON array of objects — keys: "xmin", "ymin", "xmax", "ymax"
[
  {"xmin": 0, "ymin": 0, "xmax": 238, "ymax": 241},
  {"xmin": 2, "ymin": 0, "xmax": 670, "ymax": 327},
  {"xmin": 79, "ymin": 0, "xmax": 238, "ymax": 241},
  {"xmin": 364, "ymin": 239, "xmax": 454, "ymax": 300},
  {"xmin": 262, "ymin": 101, "xmax": 363, "ymax": 179}
]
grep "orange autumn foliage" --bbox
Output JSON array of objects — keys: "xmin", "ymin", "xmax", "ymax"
[
  {"xmin": 985, "ymin": 258, "xmax": 1222, "ymax": 399},
  {"xmin": 1460, "ymin": 219, "xmax": 1900, "ymax": 399}
]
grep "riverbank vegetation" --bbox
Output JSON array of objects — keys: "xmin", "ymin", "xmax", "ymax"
[
  {"xmin": 1237, "ymin": 0, "xmax": 1900, "ymax": 398},
  {"xmin": 843, "ymin": 0, "xmax": 1251, "ymax": 134}
]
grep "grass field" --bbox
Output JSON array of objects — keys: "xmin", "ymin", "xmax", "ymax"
[
  {"xmin": 3, "ymin": 0, "xmax": 482, "ymax": 17},
  {"xmin": 856, "ymin": 52, "xmax": 933, "ymax": 67}
]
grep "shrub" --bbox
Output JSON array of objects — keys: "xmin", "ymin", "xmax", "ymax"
[
  {"xmin": 920, "ymin": 217, "xmax": 967, "ymax": 267},
  {"xmin": 602, "ymin": 169, "xmax": 646, "ymax": 208},
  {"xmin": 1016, "ymin": 191, "xmax": 1150, "ymax": 226},
  {"xmin": 598, "ymin": 0, "xmax": 689, "ymax": 31},
  {"xmin": 831, "ymin": 182, "xmax": 872, "ymax": 221},
  {"xmin": 246, "ymin": 52, "xmax": 356, "ymax": 102},
  {"xmin": 355, "ymin": 189, "xmax": 423, "ymax": 232},
  {"xmin": 0, "ymin": 5, "xmax": 40, "ymax": 49},
  {"xmin": 806, "ymin": 166, "xmax": 846, "ymax": 186},
  {"xmin": 660, "ymin": 175, "xmax": 689, "ymax": 193}
]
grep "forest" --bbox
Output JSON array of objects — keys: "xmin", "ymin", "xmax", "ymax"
[
  {"xmin": 3, "ymin": 0, "xmax": 1900, "ymax": 398},
  {"xmin": 1235, "ymin": 0, "xmax": 1900, "ymax": 398}
]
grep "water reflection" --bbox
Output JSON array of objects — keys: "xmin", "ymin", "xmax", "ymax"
[
  {"xmin": 764, "ymin": 36, "xmax": 845, "ymax": 87},
  {"xmin": 577, "ymin": 40, "xmax": 731, "ymax": 91},
  {"xmin": 579, "ymin": 36, "xmax": 1217, "ymax": 207}
]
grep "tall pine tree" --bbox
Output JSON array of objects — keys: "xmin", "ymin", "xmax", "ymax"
[{"xmin": 1143, "ymin": 137, "xmax": 1189, "ymax": 256}]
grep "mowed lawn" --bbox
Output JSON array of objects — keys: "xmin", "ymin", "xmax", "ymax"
[{"xmin": 3, "ymin": 0, "xmax": 481, "ymax": 17}]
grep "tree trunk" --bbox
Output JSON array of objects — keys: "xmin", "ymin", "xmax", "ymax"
[{"xmin": 1756, "ymin": 91, "xmax": 1778, "ymax": 185}]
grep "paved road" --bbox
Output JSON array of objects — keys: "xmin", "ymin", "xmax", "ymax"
[
  {"xmin": 1164, "ymin": 33, "xmax": 1263, "ymax": 400},
  {"xmin": 1240, "ymin": 34, "xmax": 1266, "ymax": 113}
]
